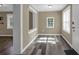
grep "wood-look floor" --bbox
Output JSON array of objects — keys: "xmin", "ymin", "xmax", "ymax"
[
  {"xmin": 24, "ymin": 35, "xmax": 72, "ymax": 55},
  {"xmin": 0, "ymin": 35, "xmax": 72, "ymax": 55},
  {"xmin": 0, "ymin": 36, "xmax": 13, "ymax": 55}
]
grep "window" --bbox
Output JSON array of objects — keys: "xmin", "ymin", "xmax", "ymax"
[
  {"xmin": 63, "ymin": 6, "xmax": 71, "ymax": 33},
  {"xmin": 29, "ymin": 11, "xmax": 33, "ymax": 30},
  {"xmin": 7, "ymin": 14, "xmax": 13, "ymax": 29},
  {"xmin": 47, "ymin": 17, "xmax": 54, "ymax": 28}
]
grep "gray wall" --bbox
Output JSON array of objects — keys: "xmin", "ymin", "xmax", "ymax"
[
  {"xmin": 13, "ymin": 4, "xmax": 21, "ymax": 54},
  {"xmin": 0, "ymin": 12, "xmax": 13, "ymax": 35},
  {"xmin": 38, "ymin": 11, "xmax": 62, "ymax": 34},
  {"xmin": 22, "ymin": 4, "xmax": 29, "ymax": 50},
  {"xmin": 13, "ymin": 4, "xmax": 38, "ymax": 54},
  {"xmin": 22, "ymin": 5, "xmax": 38, "ymax": 54}
]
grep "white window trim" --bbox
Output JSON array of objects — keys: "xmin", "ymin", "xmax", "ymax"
[
  {"xmin": 29, "ymin": 6, "xmax": 38, "ymax": 30},
  {"xmin": 7, "ymin": 14, "xmax": 13, "ymax": 29},
  {"xmin": 62, "ymin": 6, "xmax": 71, "ymax": 34},
  {"xmin": 63, "ymin": 6, "xmax": 70, "ymax": 13},
  {"xmin": 47, "ymin": 17, "xmax": 54, "ymax": 28}
]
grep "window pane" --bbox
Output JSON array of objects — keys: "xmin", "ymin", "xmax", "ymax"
[
  {"xmin": 7, "ymin": 14, "xmax": 13, "ymax": 29},
  {"xmin": 29, "ymin": 11, "xmax": 33, "ymax": 30},
  {"xmin": 63, "ymin": 7, "xmax": 70, "ymax": 33},
  {"xmin": 48, "ymin": 22, "xmax": 53, "ymax": 27},
  {"xmin": 47, "ymin": 17, "xmax": 54, "ymax": 28}
]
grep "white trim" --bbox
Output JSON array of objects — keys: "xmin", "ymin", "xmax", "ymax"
[
  {"xmin": 28, "ymin": 28, "xmax": 38, "ymax": 34},
  {"xmin": 61, "ymin": 34, "xmax": 79, "ymax": 54},
  {"xmin": 63, "ymin": 5, "xmax": 71, "ymax": 13},
  {"xmin": 46, "ymin": 17, "xmax": 54, "ymax": 28},
  {"xmin": 61, "ymin": 34, "xmax": 73, "ymax": 48},
  {"xmin": 38, "ymin": 11, "xmax": 61, "ymax": 12},
  {"xmin": 21, "ymin": 34, "xmax": 38, "ymax": 54},
  {"xmin": 0, "ymin": 35, "xmax": 13, "ymax": 36},
  {"xmin": 7, "ymin": 14, "xmax": 13, "ymax": 29},
  {"xmin": 62, "ymin": 5, "xmax": 71, "ymax": 34},
  {"xmin": 38, "ymin": 34, "xmax": 61, "ymax": 36},
  {"xmin": 29, "ymin": 6, "xmax": 38, "ymax": 14},
  {"xmin": 20, "ymin": 4, "xmax": 23, "ymax": 54}
]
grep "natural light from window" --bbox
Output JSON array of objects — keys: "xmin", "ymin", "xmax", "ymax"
[{"xmin": 63, "ymin": 6, "xmax": 71, "ymax": 34}]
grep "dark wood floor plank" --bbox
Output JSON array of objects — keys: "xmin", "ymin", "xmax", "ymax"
[
  {"xmin": 41, "ymin": 43, "xmax": 47, "ymax": 55},
  {"xmin": 36, "ymin": 49, "xmax": 41, "ymax": 55},
  {"xmin": 0, "ymin": 36, "xmax": 13, "ymax": 55}
]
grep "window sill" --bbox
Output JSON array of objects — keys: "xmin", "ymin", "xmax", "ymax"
[
  {"xmin": 62, "ymin": 30, "xmax": 70, "ymax": 35},
  {"xmin": 47, "ymin": 27, "xmax": 54, "ymax": 28}
]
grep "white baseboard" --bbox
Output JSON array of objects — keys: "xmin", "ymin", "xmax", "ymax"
[
  {"xmin": 28, "ymin": 28, "xmax": 38, "ymax": 34},
  {"xmin": 61, "ymin": 34, "xmax": 73, "ymax": 48},
  {"xmin": 61, "ymin": 34, "xmax": 79, "ymax": 54},
  {"xmin": 21, "ymin": 34, "xmax": 60, "ymax": 54},
  {"xmin": 0, "ymin": 35, "xmax": 13, "ymax": 36},
  {"xmin": 21, "ymin": 34, "xmax": 38, "ymax": 54},
  {"xmin": 38, "ymin": 34, "xmax": 61, "ymax": 35},
  {"xmin": 21, "ymin": 33, "xmax": 79, "ymax": 54}
]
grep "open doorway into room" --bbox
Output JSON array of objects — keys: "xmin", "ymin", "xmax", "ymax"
[{"xmin": 0, "ymin": 4, "xmax": 13, "ymax": 55}]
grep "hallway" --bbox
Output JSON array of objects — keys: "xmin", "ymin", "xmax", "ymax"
[{"xmin": 24, "ymin": 35, "xmax": 73, "ymax": 55}]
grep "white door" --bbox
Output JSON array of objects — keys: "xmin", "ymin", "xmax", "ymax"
[{"xmin": 72, "ymin": 4, "xmax": 79, "ymax": 54}]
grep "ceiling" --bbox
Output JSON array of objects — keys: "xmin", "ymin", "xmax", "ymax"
[
  {"xmin": 0, "ymin": 4, "xmax": 13, "ymax": 12},
  {"xmin": 31, "ymin": 4, "xmax": 67, "ymax": 12}
]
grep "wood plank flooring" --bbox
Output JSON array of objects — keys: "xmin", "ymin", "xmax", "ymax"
[
  {"xmin": 24, "ymin": 35, "xmax": 72, "ymax": 55},
  {"xmin": 0, "ymin": 35, "xmax": 74, "ymax": 55},
  {"xmin": 0, "ymin": 36, "xmax": 13, "ymax": 55}
]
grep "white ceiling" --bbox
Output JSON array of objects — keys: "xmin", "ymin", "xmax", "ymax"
[
  {"xmin": 31, "ymin": 4, "xmax": 67, "ymax": 12},
  {"xmin": 0, "ymin": 4, "xmax": 13, "ymax": 12}
]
